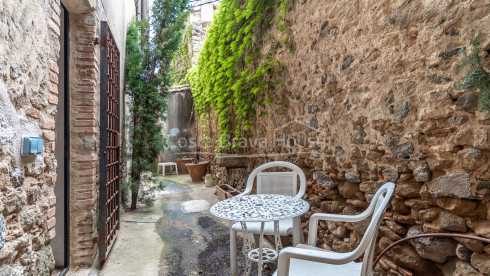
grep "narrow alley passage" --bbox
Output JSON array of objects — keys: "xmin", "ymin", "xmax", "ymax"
[{"xmin": 71, "ymin": 175, "xmax": 277, "ymax": 276}]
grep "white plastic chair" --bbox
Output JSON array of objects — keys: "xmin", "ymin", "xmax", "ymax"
[
  {"xmin": 274, "ymin": 182, "xmax": 395, "ymax": 276},
  {"xmin": 229, "ymin": 161, "xmax": 307, "ymax": 276}
]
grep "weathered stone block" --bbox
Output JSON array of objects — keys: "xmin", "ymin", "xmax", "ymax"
[
  {"xmin": 456, "ymin": 244, "xmax": 472, "ymax": 262},
  {"xmin": 345, "ymin": 171, "xmax": 361, "ymax": 183},
  {"xmin": 313, "ymin": 171, "xmax": 337, "ymax": 189},
  {"xmin": 435, "ymin": 198, "xmax": 478, "ymax": 217},
  {"xmin": 408, "ymin": 225, "xmax": 457, "ymax": 263},
  {"xmin": 470, "ymin": 253, "xmax": 490, "ymax": 275},
  {"xmin": 379, "ymin": 225, "xmax": 402, "ymax": 240},
  {"xmin": 385, "ymin": 219, "xmax": 408, "ymax": 235},
  {"xmin": 454, "ymin": 233, "xmax": 485, "ymax": 253},
  {"xmin": 395, "ymin": 181, "xmax": 422, "ymax": 197},
  {"xmin": 359, "ymin": 182, "xmax": 373, "ymax": 192},
  {"xmin": 456, "ymin": 93, "xmax": 479, "ymax": 111},
  {"xmin": 413, "ymin": 162, "xmax": 432, "ymax": 182},
  {"xmin": 448, "ymin": 115, "xmax": 469, "ymax": 126},
  {"xmin": 467, "ymin": 219, "xmax": 490, "ymax": 239},
  {"xmin": 378, "ymin": 236, "xmax": 438, "ymax": 273},
  {"xmin": 438, "ymin": 48, "xmax": 461, "ymax": 59},
  {"xmin": 394, "ymin": 101, "xmax": 411, "ymax": 123},
  {"xmin": 215, "ymin": 155, "xmax": 248, "ymax": 168},
  {"xmin": 334, "ymin": 146, "xmax": 344, "ymax": 155},
  {"xmin": 433, "ymin": 211, "xmax": 467, "ymax": 232},
  {"xmin": 390, "ymin": 142, "xmax": 414, "ymax": 158},
  {"xmin": 19, "ymin": 207, "xmax": 37, "ymax": 231},
  {"xmin": 338, "ymin": 182, "xmax": 359, "ymax": 198},
  {"xmin": 405, "ymin": 198, "xmax": 434, "ymax": 210},
  {"xmin": 427, "ymin": 74, "xmax": 451, "ymax": 83},
  {"xmin": 442, "ymin": 257, "xmax": 480, "ymax": 276},
  {"xmin": 320, "ymin": 200, "xmax": 343, "ymax": 214},
  {"xmin": 393, "ymin": 213, "xmax": 416, "ymax": 224},
  {"xmin": 428, "ymin": 173, "xmax": 477, "ymax": 199},
  {"xmin": 381, "ymin": 168, "xmax": 399, "ymax": 182},
  {"xmin": 341, "ymin": 55, "xmax": 354, "ymax": 70}
]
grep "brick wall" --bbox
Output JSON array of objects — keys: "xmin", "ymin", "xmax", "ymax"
[{"xmin": 69, "ymin": 12, "xmax": 100, "ymax": 266}]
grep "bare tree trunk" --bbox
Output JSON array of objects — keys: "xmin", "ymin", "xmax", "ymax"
[{"xmin": 130, "ymin": 189, "xmax": 138, "ymax": 210}]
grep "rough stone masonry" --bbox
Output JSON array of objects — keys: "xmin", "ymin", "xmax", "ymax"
[
  {"xmin": 0, "ymin": 0, "xmax": 61, "ymax": 274},
  {"xmin": 197, "ymin": 0, "xmax": 490, "ymax": 275}
]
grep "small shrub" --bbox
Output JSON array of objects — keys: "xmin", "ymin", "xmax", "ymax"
[{"xmin": 456, "ymin": 37, "xmax": 490, "ymax": 115}]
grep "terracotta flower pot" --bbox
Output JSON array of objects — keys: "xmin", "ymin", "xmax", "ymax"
[
  {"xmin": 176, "ymin": 158, "xmax": 193, "ymax": 174},
  {"xmin": 185, "ymin": 161, "xmax": 209, "ymax": 182}
]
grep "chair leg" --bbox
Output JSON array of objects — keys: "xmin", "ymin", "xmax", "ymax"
[
  {"xmin": 253, "ymin": 234, "xmax": 261, "ymax": 248},
  {"xmin": 292, "ymin": 216, "xmax": 302, "ymax": 246},
  {"xmin": 230, "ymin": 227, "xmax": 238, "ymax": 276}
]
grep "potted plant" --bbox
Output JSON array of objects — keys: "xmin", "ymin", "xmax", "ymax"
[
  {"xmin": 185, "ymin": 159, "xmax": 209, "ymax": 182},
  {"xmin": 176, "ymin": 155, "xmax": 193, "ymax": 174}
]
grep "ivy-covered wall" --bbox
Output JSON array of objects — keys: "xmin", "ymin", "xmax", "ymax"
[{"xmin": 191, "ymin": 0, "xmax": 490, "ymax": 275}]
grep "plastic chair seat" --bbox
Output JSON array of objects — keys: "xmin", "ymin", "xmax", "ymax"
[
  {"xmin": 272, "ymin": 258, "xmax": 362, "ymax": 276},
  {"xmin": 231, "ymin": 218, "xmax": 293, "ymax": 236},
  {"xmin": 274, "ymin": 182, "xmax": 396, "ymax": 276}
]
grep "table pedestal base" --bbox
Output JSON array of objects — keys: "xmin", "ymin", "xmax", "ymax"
[{"xmin": 240, "ymin": 221, "xmax": 282, "ymax": 276}]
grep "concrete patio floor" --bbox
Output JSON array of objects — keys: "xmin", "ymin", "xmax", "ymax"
[{"xmin": 67, "ymin": 174, "xmax": 276, "ymax": 276}]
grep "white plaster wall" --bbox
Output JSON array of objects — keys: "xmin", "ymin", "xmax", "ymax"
[{"xmin": 99, "ymin": 0, "xmax": 136, "ymax": 89}]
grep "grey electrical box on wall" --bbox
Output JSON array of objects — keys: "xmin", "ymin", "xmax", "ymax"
[{"xmin": 21, "ymin": 137, "xmax": 44, "ymax": 155}]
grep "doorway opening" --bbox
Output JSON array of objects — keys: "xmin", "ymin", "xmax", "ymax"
[{"xmin": 52, "ymin": 3, "xmax": 70, "ymax": 275}]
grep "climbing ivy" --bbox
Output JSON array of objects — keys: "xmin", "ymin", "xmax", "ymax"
[
  {"xmin": 171, "ymin": 24, "xmax": 193, "ymax": 85},
  {"xmin": 456, "ymin": 37, "xmax": 490, "ymax": 115},
  {"xmin": 187, "ymin": 0, "xmax": 289, "ymax": 152}
]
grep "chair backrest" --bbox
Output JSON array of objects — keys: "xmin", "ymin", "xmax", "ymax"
[
  {"xmin": 257, "ymin": 172, "xmax": 298, "ymax": 196},
  {"xmin": 241, "ymin": 161, "xmax": 306, "ymax": 199},
  {"xmin": 357, "ymin": 182, "xmax": 395, "ymax": 275}
]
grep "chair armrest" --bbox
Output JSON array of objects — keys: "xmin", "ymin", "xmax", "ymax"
[
  {"xmin": 276, "ymin": 247, "xmax": 354, "ymax": 276},
  {"xmin": 307, "ymin": 213, "xmax": 370, "ymax": 246},
  {"xmin": 235, "ymin": 191, "xmax": 250, "ymax": 197},
  {"xmin": 310, "ymin": 212, "xmax": 370, "ymax": 223}
]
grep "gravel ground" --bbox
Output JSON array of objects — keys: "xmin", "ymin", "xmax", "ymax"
[{"xmin": 156, "ymin": 177, "xmax": 277, "ymax": 276}]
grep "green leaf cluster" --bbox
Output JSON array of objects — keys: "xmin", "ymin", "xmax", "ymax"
[
  {"xmin": 187, "ymin": 0, "xmax": 289, "ymax": 152},
  {"xmin": 124, "ymin": 0, "xmax": 189, "ymax": 209},
  {"xmin": 456, "ymin": 37, "xmax": 490, "ymax": 115}
]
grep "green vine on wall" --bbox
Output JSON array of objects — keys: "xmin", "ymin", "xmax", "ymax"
[
  {"xmin": 456, "ymin": 37, "xmax": 490, "ymax": 115},
  {"xmin": 172, "ymin": 24, "xmax": 193, "ymax": 85},
  {"xmin": 187, "ymin": 0, "xmax": 289, "ymax": 152}
]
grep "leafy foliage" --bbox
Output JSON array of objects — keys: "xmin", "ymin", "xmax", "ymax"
[
  {"xmin": 456, "ymin": 37, "xmax": 490, "ymax": 115},
  {"xmin": 124, "ymin": 0, "xmax": 189, "ymax": 210},
  {"xmin": 187, "ymin": 0, "xmax": 289, "ymax": 152},
  {"xmin": 171, "ymin": 24, "xmax": 193, "ymax": 85}
]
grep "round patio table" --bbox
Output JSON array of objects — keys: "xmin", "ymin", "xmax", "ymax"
[{"xmin": 210, "ymin": 194, "xmax": 310, "ymax": 276}]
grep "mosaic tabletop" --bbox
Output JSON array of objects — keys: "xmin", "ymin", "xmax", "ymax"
[{"xmin": 210, "ymin": 194, "xmax": 310, "ymax": 222}]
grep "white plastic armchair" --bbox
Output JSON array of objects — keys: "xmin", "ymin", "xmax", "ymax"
[
  {"xmin": 229, "ymin": 161, "xmax": 307, "ymax": 276},
  {"xmin": 274, "ymin": 182, "xmax": 395, "ymax": 276}
]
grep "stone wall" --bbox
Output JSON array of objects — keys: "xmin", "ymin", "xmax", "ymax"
[
  {"xmin": 189, "ymin": 1, "xmax": 218, "ymax": 65},
  {"xmin": 0, "ymin": 0, "xmax": 61, "ymax": 274},
  {"xmin": 0, "ymin": 0, "xmax": 135, "ymax": 273},
  {"xmin": 198, "ymin": 0, "xmax": 490, "ymax": 275}
]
